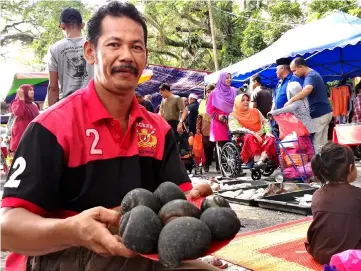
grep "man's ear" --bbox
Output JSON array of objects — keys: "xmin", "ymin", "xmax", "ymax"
[
  {"xmin": 83, "ymin": 40, "xmax": 95, "ymax": 65},
  {"xmin": 81, "ymin": 23, "xmax": 85, "ymax": 30},
  {"xmin": 59, "ymin": 22, "xmax": 66, "ymax": 30}
]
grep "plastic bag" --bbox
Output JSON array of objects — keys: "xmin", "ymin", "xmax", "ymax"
[
  {"xmin": 274, "ymin": 113, "xmax": 309, "ymax": 140},
  {"xmin": 193, "ymin": 134, "xmax": 203, "ymax": 160},
  {"xmin": 329, "ymin": 250, "xmax": 361, "ymax": 271}
]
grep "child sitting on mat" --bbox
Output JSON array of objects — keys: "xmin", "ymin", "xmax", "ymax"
[{"xmin": 306, "ymin": 142, "xmax": 361, "ymax": 264}]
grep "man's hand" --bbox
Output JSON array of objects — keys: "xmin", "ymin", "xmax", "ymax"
[
  {"xmin": 284, "ymin": 99, "xmax": 293, "ymax": 107},
  {"xmin": 218, "ymin": 115, "xmax": 226, "ymax": 122},
  {"xmin": 177, "ymin": 123, "xmax": 183, "ymax": 134},
  {"xmin": 63, "ymin": 207, "xmax": 136, "ymax": 257},
  {"xmin": 266, "ymin": 132, "xmax": 274, "ymax": 138},
  {"xmin": 196, "ymin": 129, "xmax": 201, "ymax": 135},
  {"xmin": 17, "ymin": 88, "xmax": 25, "ymax": 100}
]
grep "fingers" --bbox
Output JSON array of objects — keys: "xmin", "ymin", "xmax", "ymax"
[
  {"xmin": 97, "ymin": 229, "xmax": 136, "ymax": 257},
  {"xmin": 92, "ymin": 207, "xmax": 121, "ymax": 228}
]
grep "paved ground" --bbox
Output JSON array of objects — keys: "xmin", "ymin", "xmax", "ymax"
[{"xmin": 1, "ymin": 162, "xmax": 361, "ymax": 270}]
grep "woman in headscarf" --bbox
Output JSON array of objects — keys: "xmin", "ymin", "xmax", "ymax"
[
  {"xmin": 228, "ymin": 93, "xmax": 277, "ymax": 169},
  {"xmin": 10, "ymin": 84, "xmax": 39, "ymax": 152},
  {"xmin": 206, "ymin": 72, "xmax": 237, "ymax": 172},
  {"xmin": 196, "ymin": 84, "xmax": 215, "ymax": 172},
  {"xmin": 206, "ymin": 72, "xmax": 237, "ymax": 141},
  {"xmin": 269, "ymin": 81, "xmax": 315, "ymax": 135}
]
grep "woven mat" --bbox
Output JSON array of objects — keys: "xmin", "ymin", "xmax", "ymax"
[{"xmin": 213, "ymin": 217, "xmax": 324, "ymax": 271}]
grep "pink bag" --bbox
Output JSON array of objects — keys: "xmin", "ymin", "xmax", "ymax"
[
  {"xmin": 329, "ymin": 250, "xmax": 361, "ymax": 271},
  {"xmin": 273, "ymin": 113, "xmax": 309, "ymax": 140}
]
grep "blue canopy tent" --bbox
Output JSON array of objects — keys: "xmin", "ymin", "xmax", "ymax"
[{"xmin": 204, "ymin": 11, "xmax": 361, "ymax": 88}]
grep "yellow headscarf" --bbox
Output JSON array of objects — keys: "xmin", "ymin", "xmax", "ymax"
[{"xmin": 198, "ymin": 84, "xmax": 214, "ymax": 122}]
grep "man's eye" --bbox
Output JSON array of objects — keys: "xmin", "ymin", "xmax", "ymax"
[
  {"xmin": 108, "ymin": 43, "xmax": 119, "ymax": 47},
  {"xmin": 133, "ymin": 45, "xmax": 144, "ymax": 51}
]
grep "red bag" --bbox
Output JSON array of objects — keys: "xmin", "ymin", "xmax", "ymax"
[
  {"xmin": 193, "ymin": 134, "xmax": 203, "ymax": 160},
  {"xmin": 273, "ymin": 113, "xmax": 309, "ymax": 140}
]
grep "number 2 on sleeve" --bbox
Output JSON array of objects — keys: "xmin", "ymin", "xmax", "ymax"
[{"xmin": 5, "ymin": 157, "xmax": 26, "ymax": 188}]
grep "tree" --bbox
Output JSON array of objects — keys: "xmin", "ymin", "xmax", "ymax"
[
  {"xmin": 1, "ymin": 0, "xmax": 92, "ymax": 65},
  {"xmin": 2, "ymin": 0, "xmax": 360, "ymax": 72},
  {"xmin": 307, "ymin": 0, "xmax": 360, "ymax": 21}
]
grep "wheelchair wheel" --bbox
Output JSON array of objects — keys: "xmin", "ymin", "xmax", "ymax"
[
  {"xmin": 220, "ymin": 142, "xmax": 241, "ymax": 178},
  {"xmin": 262, "ymin": 166, "xmax": 275, "ymax": 177},
  {"xmin": 251, "ymin": 169, "xmax": 262, "ymax": 180}
]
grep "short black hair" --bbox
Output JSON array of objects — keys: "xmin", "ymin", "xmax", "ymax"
[
  {"xmin": 251, "ymin": 74, "xmax": 262, "ymax": 84},
  {"xmin": 159, "ymin": 83, "xmax": 171, "ymax": 91},
  {"xmin": 86, "ymin": 1, "xmax": 147, "ymax": 48},
  {"xmin": 311, "ymin": 142, "xmax": 355, "ymax": 185},
  {"xmin": 292, "ymin": 57, "xmax": 308, "ymax": 67}
]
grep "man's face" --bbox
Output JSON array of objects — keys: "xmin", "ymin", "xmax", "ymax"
[
  {"xmin": 84, "ymin": 16, "xmax": 148, "ymax": 94},
  {"xmin": 290, "ymin": 63, "xmax": 304, "ymax": 78},
  {"xmin": 251, "ymin": 79, "xmax": 258, "ymax": 90},
  {"xmin": 159, "ymin": 89, "xmax": 166, "ymax": 98},
  {"xmin": 276, "ymin": 65, "xmax": 284, "ymax": 79},
  {"xmin": 188, "ymin": 98, "xmax": 195, "ymax": 104}
]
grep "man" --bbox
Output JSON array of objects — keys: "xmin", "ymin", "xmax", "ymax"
[
  {"xmin": 249, "ymin": 74, "xmax": 272, "ymax": 118},
  {"xmin": 46, "ymin": 7, "xmax": 94, "ymax": 107},
  {"xmin": 288, "ymin": 57, "xmax": 332, "ymax": 153},
  {"xmin": 135, "ymin": 91, "xmax": 154, "ymax": 112},
  {"xmin": 1, "ymin": 2, "xmax": 212, "ymax": 270},
  {"xmin": 144, "ymin": 94, "xmax": 152, "ymax": 102},
  {"xmin": 187, "ymin": 93, "xmax": 199, "ymax": 135},
  {"xmin": 158, "ymin": 83, "xmax": 187, "ymax": 135},
  {"xmin": 181, "ymin": 97, "xmax": 189, "ymax": 108},
  {"xmin": 273, "ymin": 58, "xmax": 304, "ymax": 110}
]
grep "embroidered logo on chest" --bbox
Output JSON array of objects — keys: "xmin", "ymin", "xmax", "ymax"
[{"xmin": 136, "ymin": 123, "xmax": 157, "ymax": 155}]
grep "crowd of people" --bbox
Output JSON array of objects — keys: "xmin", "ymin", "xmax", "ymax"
[
  {"xmin": 1, "ymin": 1, "xmax": 361, "ymax": 271},
  {"xmin": 151, "ymin": 56, "xmax": 335, "ymax": 175}
]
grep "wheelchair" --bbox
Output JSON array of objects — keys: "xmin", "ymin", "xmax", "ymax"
[{"xmin": 217, "ymin": 131, "xmax": 275, "ymax": 180}]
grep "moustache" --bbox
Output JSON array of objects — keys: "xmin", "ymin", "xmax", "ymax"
[{"xmin": 111, "ymin": 64, "xmax": 139, "ymax": 76}]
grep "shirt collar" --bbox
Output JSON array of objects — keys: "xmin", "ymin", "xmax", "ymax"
[
  {"xmin": 84, "ymin": 79, "xmax": 143, "ymax": 123},
  {"xmin": 285, "ymin": 72, "xmax": 293, "ymax": 80},
  {"xmin": 254, "ymin": 86, "xmax": 262, "ymax": 92}
]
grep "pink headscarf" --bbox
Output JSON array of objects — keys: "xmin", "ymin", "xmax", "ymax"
[
  {"xmin": 211, "ymin": 72, "xmax": 237, "ymax": 114},
  {"xmin": 11, "ymin": 84, "xmax": 39, "ymax": 119}
]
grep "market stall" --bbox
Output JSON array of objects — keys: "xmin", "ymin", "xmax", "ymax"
[{"xmin": 204, "ymin": 11, "xmax": 361, "ymax": 89}]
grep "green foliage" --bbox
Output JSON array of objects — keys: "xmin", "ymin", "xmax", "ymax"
[
  {"xmin": 307, "ymin": 0, "xmax": 360, "ymax": 21},
  {"xmin": 2, "ymin": 0, "xmax": 361, "ymax": 72}
]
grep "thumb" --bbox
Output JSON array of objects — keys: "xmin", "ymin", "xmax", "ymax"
[{"xmin": 92, "ymin": 207, "xmax": 121, "ymax": 227}]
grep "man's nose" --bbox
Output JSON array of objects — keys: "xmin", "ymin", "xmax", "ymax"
[{"xmin": 117, "ymin": 45, "xmax": 134, "ymax": 63}]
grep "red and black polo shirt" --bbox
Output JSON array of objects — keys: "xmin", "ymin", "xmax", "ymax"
[{"xmin": 1, "ymin": 79, "xmax": 192, "ymax": 218}]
